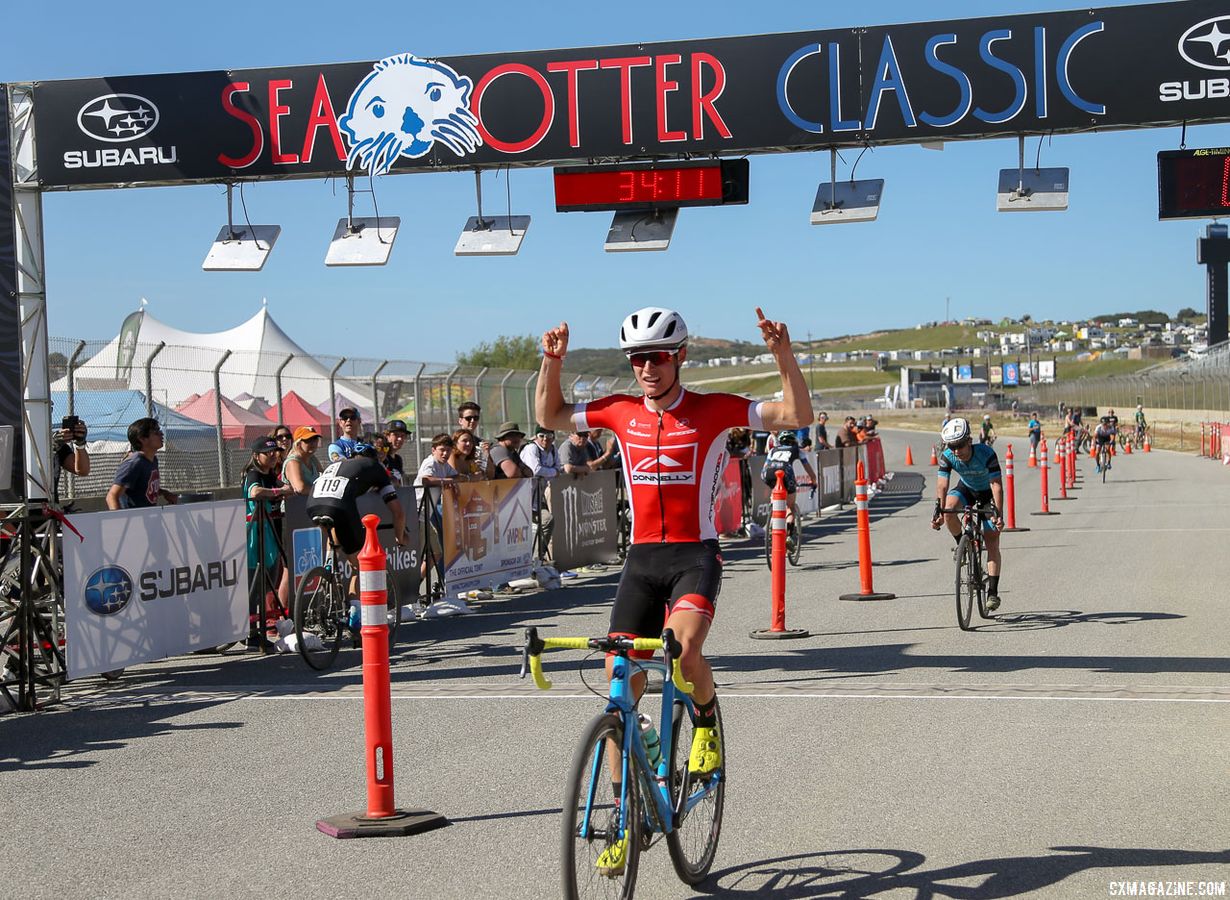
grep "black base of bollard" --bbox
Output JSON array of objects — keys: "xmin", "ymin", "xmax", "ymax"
[
  {"xmin": 1052, "ymin": 496, "xmax": 1076, "ymax": 500},
  {"xmin": 750, "ymin": 627, "xmax": 810, "ymax": 640},
  {"xmin": 1000, "ymin": 526, "xmax": 1031, "ymax": 532},
  {"xmin": 317, "ymin": 808, "xmax": 450, "ymax": 839},
  {"xmin": 1029, "ymin": 510, "xmax": 1060, "ymax": 516},
  {"xmin": 838, "ymin": 591, "xmax": 896, "ymax": 601}
]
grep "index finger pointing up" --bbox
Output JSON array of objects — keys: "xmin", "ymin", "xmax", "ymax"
[{"xmin": 754, "ymin": 306, "xmax": 766, "ymax": 323}]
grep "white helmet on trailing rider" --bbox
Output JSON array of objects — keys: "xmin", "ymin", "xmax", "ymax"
[
  {"xmin": 619, "ymin": 307, "xmax": 689, "ymax": 353},
  {"xmin": 941, "ymin": 417, "xmax": 971, "ymax": 446}
]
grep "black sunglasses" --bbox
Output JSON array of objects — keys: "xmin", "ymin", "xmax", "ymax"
[{"xmin": 460, "ymin": 414, "xmax": 479, "ymax": 422}]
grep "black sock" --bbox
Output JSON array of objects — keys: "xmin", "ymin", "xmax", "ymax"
[
  {"xmin": 694, "ymin": 696, "xmax": 718, "ymax": 728},
  {"xmin": 988, "ymin": 575, "xmax": 1000, "ymax": 595}
]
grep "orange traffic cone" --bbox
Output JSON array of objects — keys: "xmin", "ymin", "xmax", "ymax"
[
  {"xmin": 1027, "ymin": 444, "xmax": 1037, "ymax": 467},
  {"xmin": 929, "ymin": 445, "xmax": 938, "ymax": 466},
  {"xmin": 905, "ymin": 446, "xmax": 914, "ymax": 466},
  {"xmin": 1143, "ymin": 434, "xmax": 1151, "ymax": 452},
  {"xmin": 1124, "ymin": 440, "xmax": 1132, "ymax": 454}
]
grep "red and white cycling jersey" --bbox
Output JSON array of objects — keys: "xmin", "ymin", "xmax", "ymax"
[{"xmin": 574, "ymin": 389, "xmax": 764, "ymax": 544}]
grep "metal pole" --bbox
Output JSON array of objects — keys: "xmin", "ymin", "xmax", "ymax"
[
  {"xmin": 444, "ymin": 365, "xmax": 460, "ymax": 430},
  {"xmin": 474, "ymin": 365, "xmax": 489, "ymax": 416},
  {"xmin": 371, "ymin": 360, "xmax": 388, "ymax": 433},
  {"xmin": 568, "ymin": 374, "xmax": 583, "ymax": 404},
  {"xmin": 498, "ymin": 369, "xmax": 514, "ymax": 421},
  {"xmin": 66, "ymin": 340, "xmax": 86, "ymax": 417},
  {"xmin": 214, "ymin": 349, "xmax": 233, "ymax": 487},
  {"xmin": 274, "ymin": 353, "xmax": 293, "ymax": 427},
  {"xmin": 524, "ymin": 372, "xmax": 539, "ymax": 427},
  {"xmin": 411, "ymin": 363, "xmax": 425, "ymax": 467},
  {"xmin": 143, "ymin": 341, "xmax": 166, "ymax": 418},
  {"xmin": 328, "ymin": 357, "xmax": 346, "ymax": 441}
]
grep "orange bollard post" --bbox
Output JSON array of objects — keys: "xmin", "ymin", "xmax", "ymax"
[
  {"xmin": 839, "ymin": 462, "xmax": 896, "ymax": 601},
  {"xmin": 317, "ymin": 515, "xmax": 450, "ymax": 840},
  {"xmin": 1201, "ymin": 423, "xmax": 1207, "ymax": 458},
  {"xmin": 905, "ymin": 445, "xmax": 914, "ymax": 466},
  {"xmin": 1067, "ymin": 435, "xmax": 1077, "ymax": 489},
  {"xmin": 752, "ymin": 470, "xmax": 809, "ymax": 638},
  {"xmin": 1054, "ymin": 437, "xmax": 1072, "ymax": 500},
  {"xmin": 1001, "ymin": 444, "xmax": 1029, "ymax": 532},
  {"xmin": 1030, "ymin": 439, "xmax": 1060, "ymax": 517}
]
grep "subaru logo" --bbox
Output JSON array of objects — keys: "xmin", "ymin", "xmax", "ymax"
[
  {"xmin": 76, "ymin": 93, "xmax": 160, "ymax": 143},
  {"xmin": 83, "ymin": 566, "xmax": 134, "ymax": 616},
  {"xmin": 1179, "ymin": 16, "xmax": 1230, "ymax": 71}
]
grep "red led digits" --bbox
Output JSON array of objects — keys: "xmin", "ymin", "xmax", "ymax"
[
  {"xmin": 1222, "ymin": 155, "xmax": 1229, "ymax": 209},
  {"xmin": 1158, "ymin": 149, "xmax": 1230, "ymax": 220}
]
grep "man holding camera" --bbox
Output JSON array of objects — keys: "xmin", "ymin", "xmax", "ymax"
[{"xmin": 53, "ymin": 414, "xmax": 90, "ymax": 503}]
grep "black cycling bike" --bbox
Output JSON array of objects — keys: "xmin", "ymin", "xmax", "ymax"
[{"xmin": 942, "ymin": 502, "xmax": 997, "ymax": 631}]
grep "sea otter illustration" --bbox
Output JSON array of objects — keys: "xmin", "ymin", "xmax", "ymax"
[{"xmin": 340, "ymin": 53, "xmax": 482, "ymax": 177}]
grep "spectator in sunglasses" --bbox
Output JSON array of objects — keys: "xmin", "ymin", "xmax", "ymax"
[
  {"xmin": 106, "ymin": 417, "xmax": 178, "ymax": 509},
  {"xmin": 328, "ymin": 407, "xmax": 363, "ymax": 461},
  {"xmin": 457, "ymin": 401, "xmax": 491, "ymax": 470}
]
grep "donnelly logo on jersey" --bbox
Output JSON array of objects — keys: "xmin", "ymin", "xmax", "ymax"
[{"xmin": 626, "ymin": 442, "xmax": 698, "ymax": 485}]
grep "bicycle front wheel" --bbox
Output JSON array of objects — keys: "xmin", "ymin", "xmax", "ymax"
[
  {"xmin": 666, "ymin": 698, "xmax": 725, "ymax": 884},
  {"xmin": 787, "ymin": 513, "xmax": 803, "ymax": 567},
  {"xmin": 955, "ymin": 535, "xmax": 978, "ymax": 631},
  {"xmin": 293, "ymin": 567, "xmax": 343, "ymax": 670},
  {"xmin": 562, "ymin": 712, "xmax": 641, "ymax": 900}
]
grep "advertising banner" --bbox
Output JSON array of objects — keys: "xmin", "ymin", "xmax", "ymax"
[
  {"xmin": 282, "ymin": 489, "xmax": 420, "ymax": 601},
  {"xmin": 549, "ymin": 469, "xmax": 619, "ymax": 571},
  {"xmin": 713, "ymin": 459, "xmax": 744, "ymax": 535},
  {"xmin": 818, "ymin": 448, "xmax": 845, "ymax": 509},
  {"xmin": 0, "ymin": 89, "xmax": 22, "ymax": 499},
  {"xmin": 441, "ymin": 478, "xmax": 534, "ymax": 594},
  {"xmin": 63, "ymin": 501, "xmax": 247, "ymax": 678},
  {"xmin": 1038, "ymin": 359, "xmax": 1057, "ymax": 384},
  {"xmin": 29, "ymin": 1, "xmax": 1230, "ymax": 189},
  {"xmin": 864, "ymin": 438, "xmax": 887, "ymax": 483},
  {"xmin": 1003, "ymin": 362, "xmax": 1020, "ymax": 386}
]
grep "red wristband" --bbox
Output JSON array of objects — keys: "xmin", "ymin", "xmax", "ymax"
[{"xmin": 543, "ymin": 351, "xmax": 564, "ymax": 361}]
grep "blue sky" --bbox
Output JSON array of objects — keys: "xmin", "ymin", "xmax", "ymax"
[{"xmin": 6, "ymin": 0, "xmax": 1227, "ymax": 362}]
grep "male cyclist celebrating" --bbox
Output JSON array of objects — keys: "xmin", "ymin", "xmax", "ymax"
[
  {"xmin": 536, "ymin": 307, "xmax": 812, "ymax": 779},
  {"xmin": 930, "ymin": 417, "xmax": 1006, "ymax": 611}
]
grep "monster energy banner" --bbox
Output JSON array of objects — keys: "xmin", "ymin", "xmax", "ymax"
[
  {"xmin": 548, "ymin": 469, "xmax": 619, "ymax": 572},
  {"xmin": 0, "ymin": 89, "xmax": 21, "ymax": 498},
  {"xmin": 27, "ymin": 0, "xmax": 1230, "ymax": 189}
]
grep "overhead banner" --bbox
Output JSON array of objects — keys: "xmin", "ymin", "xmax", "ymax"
[
  {"xmin": 0, "ymin": 89, "xmax": 21, "ymax": 499},
  {"xmin": 548, "ymin": 469, "xmax": 619, "ymax": 571},
  {"xmin": 63, "ymin": 501, "xmax": 247, "ymax": 679},
  {"xmin": 441, "ymin": 478, "xmax": 534, "ymax": 594},
  {"xmin": 283, "ymin": 489, "xmax": 421, "ymax": 601},
  {"xmin": 28, "ymin": 0, "xmax": 1230, "ymax": 189}
]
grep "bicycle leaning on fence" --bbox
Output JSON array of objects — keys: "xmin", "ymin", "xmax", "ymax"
[
  {"xmin": 521, "ymin": 626, "xmax": 725, "ymax": 899},
  {"xmin": 944, "ymin": 501, "xmax": 998, "ymax": 631},
  {"xmin": 292, "ymin": 514, "xmax": 401, "ymax": 670}
]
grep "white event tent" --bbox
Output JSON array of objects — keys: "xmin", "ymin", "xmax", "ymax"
[{"xmin": 54, "ymin": 305, "xmax": 372, "ymax": 411}]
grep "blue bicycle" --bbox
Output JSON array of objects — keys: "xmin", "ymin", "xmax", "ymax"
[{"xmin": 522, "ymin": 627, "xmax": 725, "ymax": 898}]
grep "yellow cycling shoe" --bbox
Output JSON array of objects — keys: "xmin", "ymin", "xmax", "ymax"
[
  {"xmin": 689, "ymin": 725, "xmax": 722, "ymax": 775},
  {"xmin": 595, "ymin": 834, "xmax": 629, "ymax": 877}
]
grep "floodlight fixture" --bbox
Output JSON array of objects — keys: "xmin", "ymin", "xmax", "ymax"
[
  {"xmin": 325, "ymin": 175, "xmax": 400, "ymax": 266},
  {"xmin": 455, "ymin": 169, "xmax": 530, "ymax": 256},
  {"xmin": 811, "ymin": 148, "xmax": 884, "ymax": 225},
  {"xmin": 997, "ymin": 135, "xmax": 1069, "ymax": 212},
  {"xmin": 604, "ymin": 208, "xmax": 678, "ymax": 252},
  {"xmin": 202, "ymin": 183, "xmax": 280, "ymax": 271}
]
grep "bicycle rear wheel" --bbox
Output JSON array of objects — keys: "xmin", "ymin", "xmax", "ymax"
[
  {"xmin": 562, "ymin": 712, "xmax": 641, "ymax": 900},
  {"xmin": 787, "ymin": 512, "xmax": 802, "ymax": 567},
  {"xmin": 975, "ymin": 546, "xmax": 992, "ymax": 619},
  {"xmin": 955, "ymin": 535, "xmax": 978, "ymax": 631},
  {"xmin": 666, "ymin": 699, "xmax": 725, "ymax": 885},
  {"xmin": 293, "ymin": 567, "xmax": 343, "ymax": 670}
]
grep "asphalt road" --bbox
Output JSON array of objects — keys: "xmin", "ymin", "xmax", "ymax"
[{"xmin": 3, "ymin": 429, "xmax": 1228, "ymax": 899}]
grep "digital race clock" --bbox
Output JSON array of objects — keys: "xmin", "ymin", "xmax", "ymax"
[
  {"xmin": 1157, "ymin": 148, "xmax": 1230, "ymax": 221},
  {"xmin": 553, "ymin": 159, "xmax": 750, "ymax": 213}
]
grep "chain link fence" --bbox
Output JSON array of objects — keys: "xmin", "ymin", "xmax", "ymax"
[{"xmin": 49, "ymin": 336, "xmax": 632, "ymax": 501}]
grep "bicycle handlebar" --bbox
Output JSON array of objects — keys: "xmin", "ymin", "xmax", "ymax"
[{"xmin": 520, "ymin": 626, "xmax": 695, "ymax": 695}]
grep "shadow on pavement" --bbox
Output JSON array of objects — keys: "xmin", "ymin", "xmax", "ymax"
[
  {"xmin": 973, "ymin": 610, "xmax": 1185, "ymax": 633},
  {"xmin": 697, "ymin": 845, "xmax": 1230, "ymax": 898},
  {"xmin": 0, "ymin": 700, "xmax": 240, "ymax": 771}
]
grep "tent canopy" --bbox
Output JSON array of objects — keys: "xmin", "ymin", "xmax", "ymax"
[
  {"xmin": 176, "ymin": 389, "xmax": 273, "ymax": 442},
  {"xmin": 266, "ymin": 391, "xmax": 330, "ymax": 429},
  {"xmin": 52, "ymin": 390, "xmax": 216, "ymax": 448}
]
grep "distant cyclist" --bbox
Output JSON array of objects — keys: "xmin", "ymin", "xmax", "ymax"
[
  {"xmin": 1105, "ymin": 408, "xmax": 1120, "ymax": 446},
  {"xmin": 930, "ymin": 417, "xmax": 1005, "ymax": 611},
  {"xmin": 1093, "ymin": 417, "xmax": 1116, "ymax": 473},
  {"xmin": 760, "ymin": 430, "xmax": 817, "ymax": 528},
  {"xmin": 307, "ymin": 442, "xmax": 409, "ymax": 599},
  {"xmin": 1134, "ymin": 405, "xmax": 1148, "ymax": 445},
  {"xmin": 979, "ymin": 414, "xmax": 996, "ymax": 445}
]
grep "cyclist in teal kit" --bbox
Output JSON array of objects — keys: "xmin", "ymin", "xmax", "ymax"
[{"xmin": 930, "ymin": 417, "xmax": 1006, "ymax": 610}]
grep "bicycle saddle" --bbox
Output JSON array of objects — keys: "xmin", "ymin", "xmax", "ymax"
[{"xmin": 312, "ymin": 515, "xmax": 335, "ymax": 528}]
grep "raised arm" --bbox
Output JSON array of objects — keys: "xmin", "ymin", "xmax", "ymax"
[
  {"xmin": 752, "ymin": 308, "xmax": 814, "ymax": 431},
  {"xmin": 536, "ymin": 322, "xmax": 577, "ymax": 432}
]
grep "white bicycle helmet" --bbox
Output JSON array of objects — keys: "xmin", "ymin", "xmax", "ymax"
[
  {"xmin": 941, "ymin": 417, "xmax": 971, "ymax": 445},
  {"xmin": 619, "ymin": 307, "xmax": 689, "ymax": 352}
]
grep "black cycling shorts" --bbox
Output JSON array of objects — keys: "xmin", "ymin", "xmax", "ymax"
[
  {"xmin": 305, "ymin": 501, "xmax": 364, "ymax": 556},
  {"xmin": 611, "ymin": 541, "xmax": 723, "ymax": 642},
  {"xmin": 761, "ymin": 465, "xmax": 797, "ymax": 493}
]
